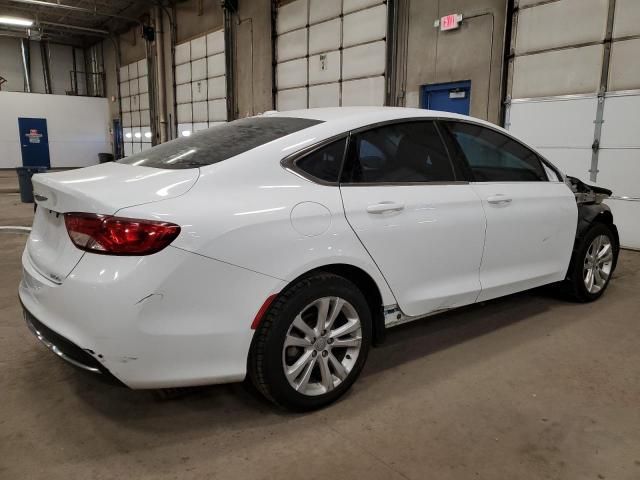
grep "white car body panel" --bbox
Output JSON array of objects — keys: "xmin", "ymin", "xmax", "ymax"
[
  {"xmin": 472, "ymin": 181, "xmax": 578, "ymax": 301},
  {"xmin": 340, "ymin": 184, "xmax": 486, "ymax": 316},
  {"xmin": 18, "ymin": 107, "xmax": 582, "ymax": 388}
]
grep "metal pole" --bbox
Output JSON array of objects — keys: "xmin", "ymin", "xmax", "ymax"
[
  {"xmin": 40, "ymin": 40, "xmax": 52, "ymax": 93},
  {"xmin": 154, "ymin": 6, "xmax": 168, "ymax": 143},
  {"xmin": 20, "ymin": 38, "xmax": 31, "ymax": 93}
]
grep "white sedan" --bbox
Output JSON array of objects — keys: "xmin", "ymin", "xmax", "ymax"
[{"xmin": 20, "ymin": 107, "xmax": 619, "ymax": 410}]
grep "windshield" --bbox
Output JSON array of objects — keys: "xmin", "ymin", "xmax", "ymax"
[{"xmin": 118, "ymin": 116, "xmax": 323, "ymax": 169}]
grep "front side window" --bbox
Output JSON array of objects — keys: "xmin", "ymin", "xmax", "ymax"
[
  {"xmin": 294, "ymin": 138, "xmax": 347, "ymax": 183},
  {"xmin": 118, "ymin": 116, "xmax": 323, "ymax": 169},
  {"xmin": 444, "ymin": 121, "xmax": 547, "ymax": 182},
  {"xmin": 341, "ymin": 121, "xmax": 455, "ymax": 183}
]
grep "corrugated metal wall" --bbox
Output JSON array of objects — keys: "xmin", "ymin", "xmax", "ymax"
[{"xmin": 505, "ymin": 0, "xmax": 640, "ymax": 248}]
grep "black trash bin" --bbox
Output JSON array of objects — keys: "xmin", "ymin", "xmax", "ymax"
[
  {"xmin": 16, "ymin": 166, "xmax": 48, "ymax": 203},
  {"xmin": 98, "ymin": 152, "xmax": 114, "ymax": 163}
]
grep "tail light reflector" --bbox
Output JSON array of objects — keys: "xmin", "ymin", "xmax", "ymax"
[{"xmin": 64, "ymin": 213, "xmax": 181, "ymax": 255}]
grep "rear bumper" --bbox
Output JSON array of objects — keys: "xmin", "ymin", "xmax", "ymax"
[{"xmin": 19, "ymin": 245, "xmax": 285, "ymax": 389}]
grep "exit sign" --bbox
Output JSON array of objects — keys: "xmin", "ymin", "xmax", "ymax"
[{"xmin": 439, "ymin": 13, "xmax": 462, "ymax": 31}]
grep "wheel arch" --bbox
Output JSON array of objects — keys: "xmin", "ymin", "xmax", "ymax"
[{"xmin": 283, "ymin": 263, "xmax": 388, "ymax": 346}]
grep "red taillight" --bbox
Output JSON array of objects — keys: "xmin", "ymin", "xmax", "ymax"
[{"xmin": 64, "ymin": 212, "xmax": 181, "ymax": 256}]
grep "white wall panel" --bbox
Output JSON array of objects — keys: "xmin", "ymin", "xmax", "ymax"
[
  {"xmin": 278, "ymin": 29, "xmax": 308, "ymax": 61},
  {"xmin": 512, "ymin": 45, "xmax": 602, "ymax": 98},
  {"xmin": 342, "ymin": 41, "xmax": 386, "ymax": 79},
  {"xmin": 178, "ymin": 123, "xmax": 193, "ymax": 137},
  {"xmin": 120, "ymin": 81, "xmax": 130, "ymax": 97},
  {"xmin": 137, "ymin": 59, "xmax": 148, "ymax": 77},
  {"xmin": 613, "ymin": 0, "xmax": 640, "ymax": 38},
  {"xmin": 309, "ymin": 83, "xmax": 340, "ymax": 107},
  {"xmin": 277, "ymin": 58, "xmax": 307, "ymax": 89},
  {"xmin": 193, "ymin": 101, "xmax": 208, "ymax": 122},
  {"xmin": 342, "ymin": 76, "xmax": 385, "ymax": 106},
  {"xmin": 192, "ymin": 58, "xmax": 208, "ymax": 81},
  {"xmin": 207, "ymin": 30, "xmax": 225, "ymax": 54},
  {"xmin": 605, "ymin": 200, "xmax": 640, "ymax": 249},
  {"xmin": 176, "ymin": 83, "xmax": 192, "ymax": 104},
  {"xmin": 140, "ymin": 110, "xmax": 150, "ymax": 127},
  {"xmin": 138, "ymin": 77, "xmax": 149, "ymax": 94},
  {"xmin": 600, "ymin": 94, "xmax": 640, "ymax": 148},
  {"xmin": 128, "ymin": 61, "xmax": 139, "ymax": 79},
  {"xmin": 131, "ymin": 110, "xmax": 141, "ymax": 127},
  {"xmin": 177, "ymin": 103, "xmax": 192, "ymax": 123},
  {"xmin": 309, "ymin": 19, "xmax": 341, "ymax": 54},
  {"xmin": 277, "ymin": 0, "xmax": 307, "ymax": 34},
  {"xmin": 310, "ymin": 0, "xmax": 341, "ymax": 23},
  {"xmin": 121, "ymin": 96, "xmax": 131, "ymax": 112},
  {"xmin": 122, "ymin": 112, "xmax": 132, "ymax": 128},
  {"xmin": 597, "ymin": 150, "xmax": 640, "ymax": 198},
  {"xmin": 536, "ymin": 148, "xmax": 593, "ymax": 182},
  {"xmin": 207, "ymin": 53, "xmax": 226, "ymax": 77},
  {"xmin": 608, "ymin": 39, "xmax": 640, "ymax": 91},
  {"xmin": 343, "ymin": 4, "xmax": 387, "ymax": 47},
  {"xmin": 139, "ymin": 93, "xmax": 149, "ymax": 110},
  {"xmin": 277, "ymin": 87, "xmax": 307, "ymax": 111},
  {"xmin": 119, "ymin": 65, "xmax": 129, "ymax": 82},
  {"xmin": 309, "ymin": 51, "xmax": 341, "ymax": 85},
  {"xmin": 190, "ymin": 36, "xmax": 207, "ymax": 60},
  {"xmin": 0, "ymin": 92, "xmax": 111, "ymax": 167},
  {"xmin": 129, "ymin": 78, "xmax": 139, "ymax": 95},
  {"xmin": 192, "ymin": 80, "xmax": 208, "ymax": 102},
  {"xmin": 208, "ymin": 99, "xmax": 227, "ymax": 121},
  {"xmin": 515, "ymin": 0, "xmax": 607, "ymax": 55},
  {"xmin": 175, "ymin": 42, "xmax": 190, "ymax": 65},
  {"xmin": 176, "ymin": 63, "xmax": 192, "ymax": 84},
  {"xmin": 508, "ymin": 97, "xmax": 598, "ymax": 148},
  {"xmin": 343, "ymin": 0, "xmax": 383, "ymax": 14},
  {"xmin": 208, "ymin": 76, "xmax": 226, "ymax": 99}
]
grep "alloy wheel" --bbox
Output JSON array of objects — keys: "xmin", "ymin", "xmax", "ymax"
[
  {"xmin": 583, "ymin": 234, "xmax": 613, "ymax": 294},
  {"xmin": 282, "ymin": 296, "xmax": 362, "ymax": 396}
]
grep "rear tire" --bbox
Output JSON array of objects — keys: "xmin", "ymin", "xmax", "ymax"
[
  {"xmin": 248, "ymin": 273, "xmax": 372, "ymax": 411},
  {"xmin": 563, "ymin": 223, "xmax": 616, "ymax": 302}
]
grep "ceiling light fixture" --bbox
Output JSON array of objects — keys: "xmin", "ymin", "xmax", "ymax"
[{"xmin": 0, "ymin": 16, "xmax": 33, "ymax": 27}]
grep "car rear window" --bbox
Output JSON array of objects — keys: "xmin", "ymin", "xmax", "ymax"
[{"xmin": 118, "ymin": 116, "xmax": 323, "ymax": 169}]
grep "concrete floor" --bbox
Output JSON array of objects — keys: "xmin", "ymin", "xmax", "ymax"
[{"xmin": 1, "ymin": 193, "xmax": 639, "ymax": 480}]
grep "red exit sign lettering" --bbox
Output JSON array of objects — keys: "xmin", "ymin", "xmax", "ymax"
[{"xmin": 440, "ymin": 13, "xmax": 462, "ymax": 31}]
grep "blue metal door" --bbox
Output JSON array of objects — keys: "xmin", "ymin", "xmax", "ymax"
[
  {"xmin": 420, "ymin": 80, "xmax": 471, "ymax": 115},
  {"xmin": 18, "ymin": 117, "xmax": 51, "ymax": 168}
]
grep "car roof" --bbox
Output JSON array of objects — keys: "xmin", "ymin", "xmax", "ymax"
[{"xmin": 265, "ymin": 106, "xmax": 505, "ymax": 133}]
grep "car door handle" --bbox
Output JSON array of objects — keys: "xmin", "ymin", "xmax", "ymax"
[
  {"xmin": 366, "ymin": 202, "xmax": 405, "ymax": 214},
  {"xmin": 487, "ymin": 195, "xmax": 512, "ymax": 205}
]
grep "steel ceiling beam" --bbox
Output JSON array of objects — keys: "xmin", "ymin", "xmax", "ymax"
[
  {"xmin": 38, "ymin": 20, "xmax": 109, "ymax": 35},
  {"xmin": 6, "ymin": 0, "xmax": 140, "ymax": 22}
]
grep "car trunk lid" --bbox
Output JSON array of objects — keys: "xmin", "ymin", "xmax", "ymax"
[{"xmin": 27, "ymin": 163, "xmax": 199, "ymax": 284}]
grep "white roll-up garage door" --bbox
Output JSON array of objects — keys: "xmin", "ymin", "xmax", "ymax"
[
  {"xmin": 275, "ymin": 0, "xmax": 388, "ymax": 111},
  {"xmin": 175, "ymin": 29, "xmax": 227, "ymax": 137},
  {"xmin": 505, "ymin": 0, "xmax": 640, "ymax": 249},
  {"xmin": 119, "ymin": 59, "xmax": 151, "ymax": 156}
]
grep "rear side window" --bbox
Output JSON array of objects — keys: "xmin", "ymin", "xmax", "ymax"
[
  {"xmin": 341, "ymin": 121, "xmax": 455, "ymax": 183},
  {"xmin": 444, "ymin": 121, "xmax": 547, "ymax": 182},
  {"xmin": 295, "ymin": 138, "xmax": 347, "ymax": 183},
  {"xmin": 118, "ymin": 116, "xmax": 323, "ymax": 169}
]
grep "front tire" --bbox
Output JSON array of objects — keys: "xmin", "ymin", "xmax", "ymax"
[
  {"xmin": 564, "ymin": 223, "xmax": 616, "ymax": 302},
  {"xmin": 248, "ymin": 273, "xmax": 372, "ymax": 411}
]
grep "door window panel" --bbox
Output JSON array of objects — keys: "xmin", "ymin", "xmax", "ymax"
[
  {"xmin": 342, "ymin": 121, "xmax": 455, "ymax": 183},
  {"xmin": 295, "ymin": 138, "xmax": 346, "ymax": 183},
  {"xmin": 446, "ymin": 122, "xmax": 547, "ymax": 182}
]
